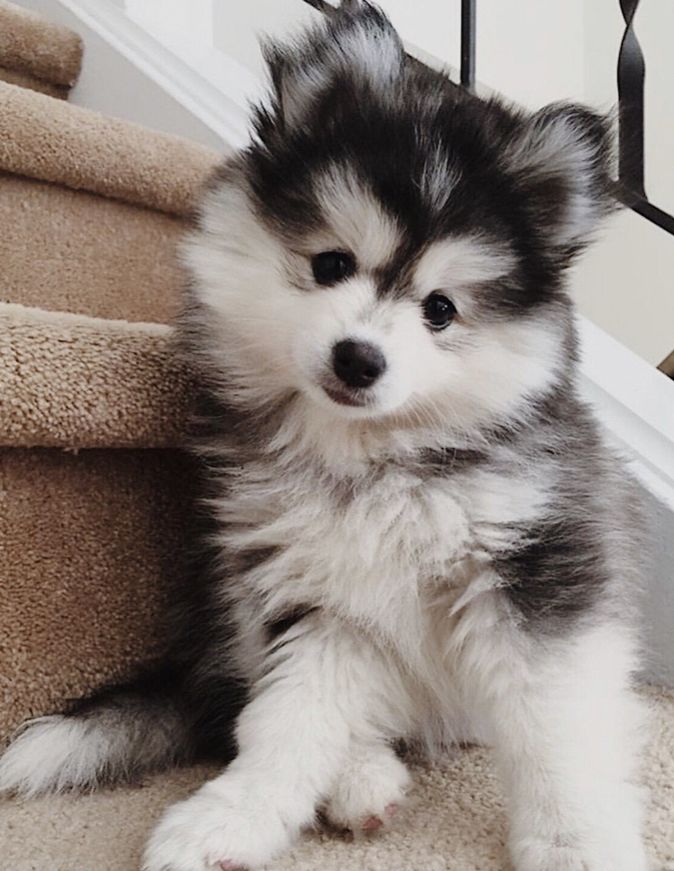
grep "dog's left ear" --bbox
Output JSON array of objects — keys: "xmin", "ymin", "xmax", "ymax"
[
  {"xmin": 261, "ymin": 1, "xmax": 403, "ymax": 131},
  {"xmin": 506, "ymin": 103, "xmax": 615, "ymax": 256}
]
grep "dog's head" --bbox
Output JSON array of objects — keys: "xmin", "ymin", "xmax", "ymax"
[{"xmin": 184, "ymin": 1, "xmax": 613, "ymax": 447}]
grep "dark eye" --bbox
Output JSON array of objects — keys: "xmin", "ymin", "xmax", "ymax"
[
  {"xmin": 423, "ymin": 293, "xmax": 456, "ymax": 330},
  {"xmin": 311, "ymin": 251, "xmax": 356, "ymax": 286}
]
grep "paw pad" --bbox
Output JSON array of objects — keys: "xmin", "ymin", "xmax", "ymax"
[
  {"xmin": 362, "ymin": 815, "xmax": 383, "ymax": 831},
  {"xmin": 361, "ymin": 803, "xmax": 399, "ymax": 832}
]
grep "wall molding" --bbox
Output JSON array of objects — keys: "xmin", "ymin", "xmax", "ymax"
[
  {"xmin": 578, "ymin": 318, "xmax": 674, "ymax": 510},
  {"xmin": 65, "ymin": 0, "xmax": 256, "ymax": 147}
]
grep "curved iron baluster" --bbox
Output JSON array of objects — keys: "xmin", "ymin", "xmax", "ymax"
[
  {"xmin": 301, "ymin": 0, "xmax": 336, "ymax": 13},
  {"xmin": 617, "ymin": 0, "xmax": 646, "ymax": 200},
  {"xmin": 616, "ymin": 0, "xmax": 674, "ymax": 235}
]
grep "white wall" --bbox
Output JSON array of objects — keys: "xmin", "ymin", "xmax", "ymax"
[
  {"xmin": 19, "ymin": 0, "xmax": 227, "ymax": 148},
  {"xmin": 209, "ymin": 0, "xmax": 586, "ymax": 110},
  {"xmin": 212, "ymin": 0, "xmax": 319, "ymax": 75}
]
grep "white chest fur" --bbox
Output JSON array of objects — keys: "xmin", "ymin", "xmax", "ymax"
[{"xmin": 217, "ymin": 458, "xmax": 550, "ymax": 648}]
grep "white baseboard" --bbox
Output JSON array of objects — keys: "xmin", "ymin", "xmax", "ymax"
[{"xmin": 578, "ymin": 318, "xmax": 674, "ymax": 510}]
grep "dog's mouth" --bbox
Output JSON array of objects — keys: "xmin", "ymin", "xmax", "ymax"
[{"xmin": 322, "ymin": 385, "xmax": 368, "ymax": 408}]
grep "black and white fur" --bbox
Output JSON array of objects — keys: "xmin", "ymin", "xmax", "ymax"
[{"xmin": 0, "ymin": 4, "xmax": 649, "ymax": 870}]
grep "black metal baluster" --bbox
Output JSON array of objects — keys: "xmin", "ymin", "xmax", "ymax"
[
  {"xmin": 301, "ymin": 0, "xmax": 335, "ymax": 13},
  {"xmin": 617, "ymin": 0, "xmax": 646, "ymax": 200},
  {"xmin": 461, "ymin": 0, "xmax": 476, "ymax": 90},
  {"xmin": 615, "ymin": 0, "xmax": 674, "ymax": 236}
]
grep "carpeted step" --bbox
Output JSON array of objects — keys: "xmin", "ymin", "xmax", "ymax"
[
  {"xmin": 0, "ymin": 445, "xmax": 196, "ymax": 741},
  {"xmin": 0, "ymin": 80, "xmax": 220, "ymax": 322},
  {"xmin": 0, "ymin": 0, "xmax": 82, "ymax": 98},
  {"xmin": 0, "ymin": 303, "xmax": 193, "ymax": 450},
  {"xmin": 0, "ymin": 304, "xmax": 196, "ymax": 740},
  {"xmin": 0, "ymin": 80, "xmax": 218, "ymax": 214},
  {"xmin": 0, "ymin": 172, "xmax": 188, "ymax": 322},
  {"xmin": 0, "ymin": 302, "xmax": 197, "ymax": 739}
]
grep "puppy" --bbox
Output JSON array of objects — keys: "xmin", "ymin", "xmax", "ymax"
[{"xmin": 0, "ymin": 3, "xmax": 648, "ymax": 870}]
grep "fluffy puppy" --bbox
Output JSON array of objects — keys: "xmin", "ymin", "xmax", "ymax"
[{"xmin": 0, "ymin": 3, "xmax": 648, "ymax": 870}]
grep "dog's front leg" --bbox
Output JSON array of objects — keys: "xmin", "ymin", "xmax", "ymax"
[
  {"xmin": 142, "ymin": 612, "xmax": 403, "ymax": 871},
  {"xmin": 461, "ymin": 606, "xmax": 648, "ymax": 871}
]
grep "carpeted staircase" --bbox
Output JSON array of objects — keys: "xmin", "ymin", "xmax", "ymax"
[{"xmin": 0, "ymin": 3, "xmax": 672, "ymax": 869}]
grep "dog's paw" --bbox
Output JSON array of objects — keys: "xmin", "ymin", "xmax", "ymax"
[
  {"xmin": 323, "ymin": 746, "xmax": 411, "ymax": 833},
  {"xmin": 510, "ymin": 831, "xmax": 649, "ymax": 871},
  {"xmin": 510, "ymin": 839, "xmax": 590, "ymax": 871},
  {"xmin": 142, "ymin": 775, "xmax": 292, "ymax": 871}
]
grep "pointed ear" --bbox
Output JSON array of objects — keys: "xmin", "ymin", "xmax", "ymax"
[
  {"xmin": 506, "ymin": 103, "xmax": 615, "ymax": 255},
  {"xmin": 261, "ymin": 1, "xmax": 403, "ymax": 131}
]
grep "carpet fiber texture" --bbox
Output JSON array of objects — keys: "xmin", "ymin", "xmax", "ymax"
[
  {"xmin": 0, "ymin": 0, "xmax": 82, "ymax": 96},
  {"xmin": 0, "ymin": 687, "xmax": 672, "ymax": 871},
  {"xmin": 0, "ymin": 79, "xmax": 217, "ymax": 215},
  {"xmin": 0, "ymin": 172, "xmax": 189, "ymax": 322},
  {"xmin": 0, "ymin": 304, "xmax": 192, "ymax": 449}
]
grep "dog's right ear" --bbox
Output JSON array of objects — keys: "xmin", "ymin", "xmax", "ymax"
[{"xmin": 259, "ymin": 1, "xmax": 403, "ymax": 133}]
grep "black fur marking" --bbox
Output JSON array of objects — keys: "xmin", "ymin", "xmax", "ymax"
[
  {"xmin": 233, "ymin": 546, "xmax": 281, "ymax": 576},
  {"xmin": 492, "ymin": 387, "xmax": 612, "ymax": 632},
  {"xmin": 420, "ymin": 447, "xmax": 486, "ymax": 475},
  {"xmin": 265, "ymin": 606, "xmax": 319, "ymax": 642},
  {"xmin": 65, "ymin": 660, "xmax": 183, "ymax": 720},
  {"xmin": 166, "ymin": 458, "xmax": 250, "ymax": 762},
  {"xmin": 497, "ymin": 514, "xmax": 609, "ymax": 632}
]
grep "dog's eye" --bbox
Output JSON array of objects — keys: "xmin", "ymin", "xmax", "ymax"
[
  {"xmin": 311, "ymin": 251, "xmax": 356, "ymax": 286},
  {"xmin": 423, "ymin": 293, "xmax": 456, "ymax": 330}
]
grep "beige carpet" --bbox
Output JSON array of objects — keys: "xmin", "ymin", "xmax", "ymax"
[
  {"xmin": 0, "ymin": 0, "xmax": 82, "ymax": 98},
  {"xmin": 1, "ymin": 687, "xmax": 672, "ymax": 871}
]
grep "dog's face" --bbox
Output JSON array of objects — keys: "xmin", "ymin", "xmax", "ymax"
[{"xmin": 185, "ymin": 1, "xmax": 612, "ymax": 441}]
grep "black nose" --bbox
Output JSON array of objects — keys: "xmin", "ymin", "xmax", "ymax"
[{"xmin": 332, "ymin": 340, "xmax": 387, "ymax": 389}]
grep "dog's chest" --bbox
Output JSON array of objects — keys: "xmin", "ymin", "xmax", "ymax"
[{"xmin": 223, "ymin": 461, "xmax": 542, "ymax": 631}]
